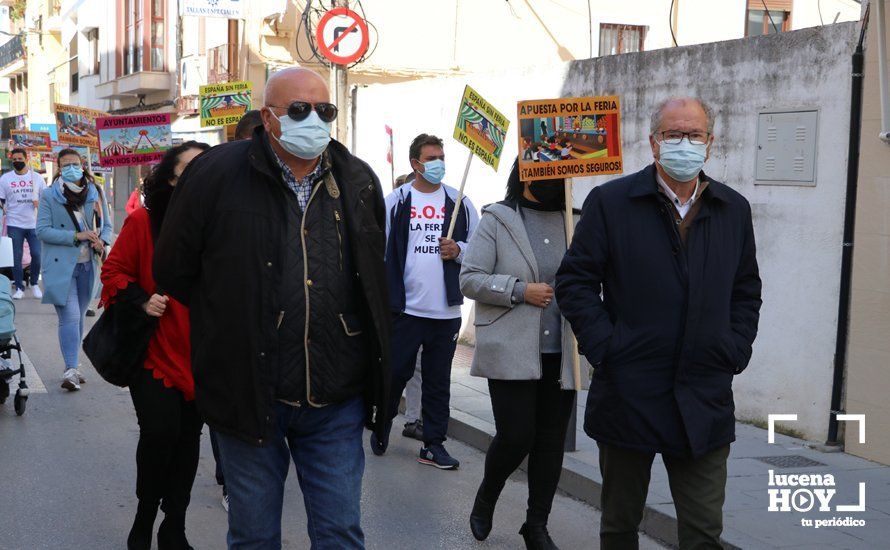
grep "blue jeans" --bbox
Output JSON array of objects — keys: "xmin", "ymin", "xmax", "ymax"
[
  {"xmin": 215, "ymin": 396, "xmax": 365, "ymax": 550},
  {"xmin": 7, "ymin": 225, "xmax": 41, "ymax": 291},
  {"xmin": 53, "ymin": 262, "xmax": 93, "ymax": 370}
]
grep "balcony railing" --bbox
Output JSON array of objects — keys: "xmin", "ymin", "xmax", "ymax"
[{"xmin": 0, "ymin": 34, "xmax": 25, "ymax": 71}]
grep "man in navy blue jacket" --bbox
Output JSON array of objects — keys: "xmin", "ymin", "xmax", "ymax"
[
  {"xmin": 372, "ymin": 133, "xmax": 478, "ymax": 470},
  {"xmin": 556, "ymin": 97, "xmax": 762, "ymax": 549}
]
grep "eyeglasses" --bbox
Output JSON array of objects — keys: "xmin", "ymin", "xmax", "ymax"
[
  {"xmin": 657, "ymin": 130, "xmax": 710, "ymax": 145},
  {"xmin": 268, "ymin": 101, "xmax": 338, "ymax": 123}
]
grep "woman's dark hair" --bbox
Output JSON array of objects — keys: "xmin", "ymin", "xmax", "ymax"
[
  {"xmin": 144, "ymin": 140, "xmax": 210, "ymax": 238},
  {"xmin": 505, "ymin": 157, "xmax": 565, "ymax": 202},
  {"xmin": 505, "ymin": 159, "xmax": 525, "ymax": 202}
]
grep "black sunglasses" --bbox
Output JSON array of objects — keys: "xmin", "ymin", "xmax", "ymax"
[{"xmin": 269, "ymin": 101, "xmax": 338, "ymax": 123}]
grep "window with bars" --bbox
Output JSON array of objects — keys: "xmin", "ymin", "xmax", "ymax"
[
  {"xmin": 599, "ymin": 23, "xmax": 647, "ymax": 57},
  {"xmin": 746, "ymin": 0, "xmax": 791, "ymax": 36}
]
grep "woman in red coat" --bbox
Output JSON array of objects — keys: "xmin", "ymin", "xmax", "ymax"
[{"xmin": 101, "ymin": 141, "xmax": 209, "ymax": 550}]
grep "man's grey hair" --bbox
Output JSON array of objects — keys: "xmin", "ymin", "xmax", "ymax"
[{"xmin": 649, "ymin": 97, "xmax": 715, "ymax": 135}]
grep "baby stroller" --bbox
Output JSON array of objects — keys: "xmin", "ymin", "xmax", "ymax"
[{"xmin": 0, "ymin": 273, "xmax": 27, "ymax": 416}]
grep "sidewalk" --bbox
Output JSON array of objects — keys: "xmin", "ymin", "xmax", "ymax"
[{"xmin": 444, "ymin": 345, "xmax": 890, "ymax": 549}]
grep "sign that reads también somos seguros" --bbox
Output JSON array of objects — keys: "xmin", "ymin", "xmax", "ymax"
[
  {"xmin": 517, "ymin": 96, "xmax": 623, "ymax": 182},
  {"xmin": 453, "ymin": 85, "xmax": 510, "ymax": 171},
  {"xmin": 55, "ymin": 103, "xmax": 108, "ymax": 148},
  {"xmin": 199, "ymin": 81, "xmax": 253, "ymax": 127}
]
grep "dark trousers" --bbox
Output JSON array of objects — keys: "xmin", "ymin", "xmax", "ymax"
[
  {"xmin": 7, "ymin": 226, "xmax": 40, "ymax": 291},
  {"xmin": 598, "ymin": 442, "xmax": 730, "ymax": 550},
  {"xmin": 129, "ymin": 367, "xmax": 203, "ymax": 518},
  {"xmin": 387, "ymin": 313, "xmax": 462, "ymax": 446},
  {"xmin": 479, "ymin": 354, "xmax": 575, "ymax": 525}
]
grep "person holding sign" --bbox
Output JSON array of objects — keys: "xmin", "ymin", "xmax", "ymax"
[
  {"xmin": 372, "ymin": 133, "xmax": 478, "ymax": 470},
  {"xmin": 0, "ymin": 148, "xmax": 45, "ymax": 299},
  {"xmin": 556, "ymin": 97, "xmax": 762, "ymax": 550},
  {"xmin": 460, "ymin": 159, "xmax": 582, "ymax": 549},
  {"xmin": 154, "ymin": 67, "xmax": 390, "ymax": 550}
]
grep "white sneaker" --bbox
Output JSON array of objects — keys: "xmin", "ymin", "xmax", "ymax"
[
  {"xmin": 61, "ymin": 369, "xmax": 81, "ymax": 391},
  {"xmin": 222, "ymin": 491, "xmax": 229, "ymax": 512},
  {"xmin": 31, "ymin": 286, "xmax": 42, "ymax": 299},
  {"xmin": 12, "ymin": 289, "xmax": 23, "ymax": 300},
  {"xmin": 75, "ymin": 369, "xmax": 86, "ymax": 384}
]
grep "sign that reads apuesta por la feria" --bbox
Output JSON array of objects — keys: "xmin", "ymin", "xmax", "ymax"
[{"xmin": 179, "ymin": 0, "xmax": 245, "ymax": 19}]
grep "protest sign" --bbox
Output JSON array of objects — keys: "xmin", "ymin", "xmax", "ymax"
[
  {"xmin": 29, "ymin": 122, "xmax": 59, "ymax": 142},
  {"xmin": 453, "ymin": 85, "xmax": 509, "ymax": 171},
  {"xmin": 446, "ymin": 85, "xmax": 510, "ymax": 240},
  {"xmin": 10, "ymin": 130, "xmax": 52, "ymax": 152},
  {"xmin": 516, "ymin": 96, "xmax": 622, "ymax": 182},
  {"xmin": 55, "ymin": 104, "xmax": 107, "ymax": 147},
  {"xmin": 97, "ymin": 113, "xmax": 172, "ymax": 167},
  {"xmin": 199, "ymin": 81, "xmax": 252, "ymax": 127}
]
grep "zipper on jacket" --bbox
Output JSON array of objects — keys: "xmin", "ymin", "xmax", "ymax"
[
  {"xmin": 334, "ymin": 209, "xmax": 343, "ymax": 271},
  {"xmin": 302, "ymin": 182, "xmax": 325, "ymax": 407},
  {"xmin": 276, "ymin": 311, "xmax": 285, "ymax": 330}
]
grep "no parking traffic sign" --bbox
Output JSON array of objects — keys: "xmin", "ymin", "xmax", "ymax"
[{"xmin": 315, "ymin": 7, "xmax": 369, "ymax": 65}]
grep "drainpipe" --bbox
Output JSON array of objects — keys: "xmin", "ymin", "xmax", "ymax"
[
  {"xmin": 826, "ymin": 8, "xmax": 869, "ymax": 446},
  {"xmin": 877, "ymin": 0, "xmax": 890, "ymax": 141}
]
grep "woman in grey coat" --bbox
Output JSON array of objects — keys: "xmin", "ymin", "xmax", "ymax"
[{"xmin": 460, "ymin": 160, "xmax": 586, "ymax": 550}]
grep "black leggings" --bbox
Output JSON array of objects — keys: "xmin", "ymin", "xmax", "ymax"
[
  {"xmin": 480, "ymin": 353, "xmax": 575, "ymax": 526},
  {"xmin": 129, "ymin": 367, "xmax": 203, "ymax": 517}
]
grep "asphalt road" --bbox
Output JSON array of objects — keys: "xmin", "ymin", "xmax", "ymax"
[{"xmin": 0, "ymin": 296, "xmax": 667, "ymax": 550}]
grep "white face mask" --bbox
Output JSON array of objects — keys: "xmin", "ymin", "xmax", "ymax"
[
  {"xmin": 271, "ymin": 111, "xmax": 332, "ymax": 160},
  {"xmin": 64, "ymin": 180, "xmax": 85, "ymax": 193}
]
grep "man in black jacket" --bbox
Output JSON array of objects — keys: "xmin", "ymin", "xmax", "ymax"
[
  {"xmin": 556, "ymin": 97, "xmax": 761, "ymax": 550},
  {"xmin": 154, "ymin": 67, "xmax": 390, "ymax": 549}
]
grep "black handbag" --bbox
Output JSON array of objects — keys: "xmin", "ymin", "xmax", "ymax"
[{"xmin": 83, "ymin": 298, "xmax": 158, "ymax": 387}]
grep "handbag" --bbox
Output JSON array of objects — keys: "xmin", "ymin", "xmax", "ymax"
[{"xmin": 82, "ymin": 297, "xmax": 158, "ymax": 387}]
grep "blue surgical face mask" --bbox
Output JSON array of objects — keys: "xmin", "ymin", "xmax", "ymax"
[
  {"xmin": 272, "ymin": 110, "xmax": 331, "ymax": 160},
  {"xmin": 61, "ymin": 165, "xmax": 84, "ymax": 184},
  {"xmin": 419, "ymin": 159, "xmax": 445, "ymax": 185},
  {"xmin": 657, "ymin": 138, "xmax": 707, "ymax": 182}
]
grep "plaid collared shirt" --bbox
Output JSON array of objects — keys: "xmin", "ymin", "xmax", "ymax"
[{"xmin": 273, "ymin": 152, "xmax": 324, "ymax": 211}]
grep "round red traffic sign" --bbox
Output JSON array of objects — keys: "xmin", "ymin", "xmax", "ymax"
[{"xmin": 315, "ymin": 7, "xmax": 369, "ymax": 65}]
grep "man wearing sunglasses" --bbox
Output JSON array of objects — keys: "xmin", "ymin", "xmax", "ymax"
[
  {"xmin": 556, "ymin": 97, "xmax": 761, "ymax": 549},
  {"xmin": 154, "ymin": 67, "xmax": 390, "ymax": 549}
]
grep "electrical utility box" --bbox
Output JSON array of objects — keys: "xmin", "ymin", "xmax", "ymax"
[{"xmin": 755, "ymin": 110, "xmax": 819, "ymax": 186}]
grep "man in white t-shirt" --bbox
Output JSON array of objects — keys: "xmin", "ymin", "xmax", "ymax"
[
  {"xmin": 0, "ymin": 149, "xmax": 44, "ymax": 299},
  {"xmin": 374, "ymin": 134, "xmax": 479, "ymax": 470}
]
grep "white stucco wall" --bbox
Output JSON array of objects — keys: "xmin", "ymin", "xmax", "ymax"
[{"xmin": 354, "ymin": 22, "xmax": 860, "ymax": 442}]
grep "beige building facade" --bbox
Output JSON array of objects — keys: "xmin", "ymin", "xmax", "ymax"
[{"xmin": 845, "ymin": 0, "xmax": 890, "ymax": 465}]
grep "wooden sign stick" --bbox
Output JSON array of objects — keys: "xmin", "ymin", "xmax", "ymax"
[{"xmin": 446, "ymin": 150, "xmax": 473, "ymax": 240}]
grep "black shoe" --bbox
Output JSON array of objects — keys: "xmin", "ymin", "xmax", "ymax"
[
  {"xmin": 418, "ymin": 443, "xmax": 460, "ymax": 470},
  {"xmin": 519, "ymin": 523, "xmax": 559, "ymax": 550},
  {"xmin": 469, "ymin": 488, "xmax": 496, "ymax": 541},
  {"xmin": 127, "ymin": 501, "xmax": 158, "ymax": 550},
  {"xmin": 370, "ymin": 421, "xmax": 392, "ymax": 456},
  {"xmin": 157, "ymin": 514, "xmax": 193, "ymax": 550},
  {"xmin": 401, "ymin": 420, "xmax": 424, "ymax": 441}
]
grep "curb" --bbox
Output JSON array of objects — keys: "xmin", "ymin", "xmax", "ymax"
[{"xmin": 446, "ymin": 409, "xmax": 743, "ymax": 550}]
